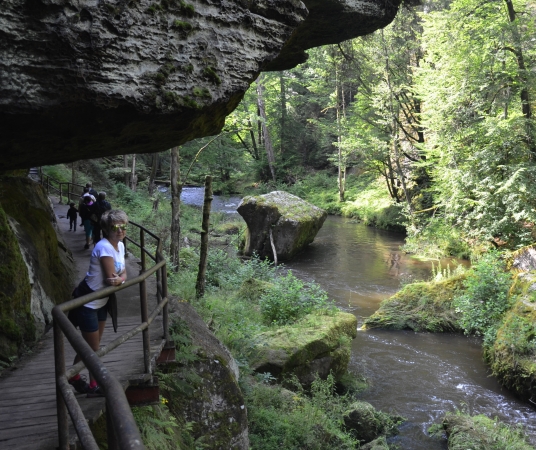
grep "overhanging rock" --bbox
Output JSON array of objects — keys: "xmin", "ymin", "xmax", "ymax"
[{"xmin": 0, "ymin": 0, "xmax": 401, "ymax": 171}]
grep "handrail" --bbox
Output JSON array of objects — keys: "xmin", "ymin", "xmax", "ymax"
[
  {"xmin": 53, "ymin": 219, "xmax": 171, "ymax": 450},
  {"xmin": 39, "ymin": 172, "xmax": 86, "ymax": 204}
]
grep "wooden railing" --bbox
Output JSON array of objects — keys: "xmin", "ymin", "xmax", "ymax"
[
  {"xmin": 52, "ymin": 221, "xmax": 171, "ymax": 450},
  {"xmin": 39, "ymin": 172, "xmax": 86, "ymax": 204}
]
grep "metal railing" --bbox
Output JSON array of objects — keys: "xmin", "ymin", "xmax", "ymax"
[{"xmin": 52, "ymin": 221, "xmax": 170, "ymax": 450}]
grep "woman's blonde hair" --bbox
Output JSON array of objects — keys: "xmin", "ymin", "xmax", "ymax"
[{"xmin": 101, "ymin": 210, "xmax": 129, "ymax": 238}]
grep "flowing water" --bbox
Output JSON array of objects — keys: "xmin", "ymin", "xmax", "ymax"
[
  {"xmin": 285, "ymin": 216, "xmax": 536, "ymax": 449},
  {"xmin": 183, "ymin": 188, "xmax": 536, "ymax": 448}
]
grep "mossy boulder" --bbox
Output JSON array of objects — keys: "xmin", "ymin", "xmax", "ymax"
[
  {"xmin": 486, "ymin": 272, "xmax": 536, "ymax": 401},
  {"xmin": 362, "ymin": 274, "xmax": 466, "ymax": 332},
  {"xmin": 0, "ymin": 176, "xmax": 75, "ymax": 361},
  {"xmin": 165, "ymin": 302, "xmax": 249, "ymax": 449},
  {"xmin": 343, "ymin": 401, "xmax": 402, "ymax": 444},
  {"xmin": 237, "ymin": 278, "xmax": 273, "ymax": 302},
  {"xmin": 507, "ymin": 244, "xmax": 536, "ymax": 272},
  {"xmin": 247, "ymin": 311, "xmax": 357, "ymax": 386},
  {"xmin": 237, "ymin": 191, "xmax": 327, "ymax": 261},
  {"xmin": 0, "ymin": 203, "xmax": 33, "ymax": 362},
  {"xmin": 439, "ymin": 412, "xmax": 533, "ymax": 450}
]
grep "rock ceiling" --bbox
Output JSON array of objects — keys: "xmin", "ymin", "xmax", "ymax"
[{"xmin": 0, "ymin": 0, "xmax": 401, "ymax": 171}]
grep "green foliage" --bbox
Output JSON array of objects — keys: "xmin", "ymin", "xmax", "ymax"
[
  {"xmin": 403, "ymin": 216, "xmax": 471, "ymax": 259},
  {"xmin": 259, "ymin": 271, "xmax": 335, "ymax": 325},
  {"xmin": 244, "ymin": 374, "xmax": 360, "ymax": 449},
  {"xmin": 173, "ymin": 20, "xmax": 193, "ymax": 32},
  {"xmin": 203, "ymin": 67, "xmax": 221, "ymax": 85},
  {"xmin": 132, "ymin": 401, "xmax": 194, "ymax": 450},
  {"xmin": 192, "ymin": 86, "xmax": 211, "ymax": 98},
  {"xmin": 453, "ymin": 251, "xmax": 512, "ymax": 345},
  {"xmin": 436, "ymin": 410, "xmax": 533, "ymax": 450}
]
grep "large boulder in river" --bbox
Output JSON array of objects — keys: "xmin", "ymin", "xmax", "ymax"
[
  {"xmin": 247, "ymin": 311, "xmax": 357, "ymax": 386},
  {"xmin": 237, "ymin": 191, "xmax": 327, "ymax": 261}
]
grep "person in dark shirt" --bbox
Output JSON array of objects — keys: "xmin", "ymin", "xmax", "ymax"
[
  {"xmin": 92, "ymin": 192, "xmax": 112, "ymax": 245},
  {"xmin": 86, "ymin": 182, "xmax": 98, "ymax": 200},
  {"xmin": 67, "ymin": 202, "xmax": 78, "ymax": 231},
  {"xmin": 79, "ymin": 195, "xmax": 99, "ymax": 249}
]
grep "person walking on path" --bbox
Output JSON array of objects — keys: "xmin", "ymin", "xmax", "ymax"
[
  {"xmin": 79, "ymin": 187, "xmax": 96, "ymax": 227},
  {"xmin": 86, "ymin": 182, "xmax": 98, "ymax": 200},
  {"xmin": 67, "ymin": 210, "xmax": 128, "ymax": 397},
  {"xmin": 92, "ymin": 192, "xmax": 112, "ymax": 245},
  {"xmin": 79, "ymin": 195, "xmax": 99, "ymax": 249},
  {"xmin": 67, "ymin": 202, "xmax": 78, "ymax": 231}
]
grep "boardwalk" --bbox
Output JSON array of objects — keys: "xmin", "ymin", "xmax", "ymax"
[{"xmin": 0, "ymin": 197, "xmax": 165, "ymax": 449}]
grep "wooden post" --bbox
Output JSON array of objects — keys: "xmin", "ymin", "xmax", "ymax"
[{"xmin": 195, "ymin": 176, "xmax": 213, "ymax": 299}]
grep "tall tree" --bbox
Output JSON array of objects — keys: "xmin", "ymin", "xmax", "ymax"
[
  {"xmin": 169, "ymin": 147, "xmax": 181, "ymax": 271},
  {"xmin": 256, "ymin": 74, "xmax": 277, "ymax": 182}
]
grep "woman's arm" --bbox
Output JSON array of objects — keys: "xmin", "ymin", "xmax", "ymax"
[{"xmin": 100, "ymin": 256, "xmax": 125, "ymax": 286}]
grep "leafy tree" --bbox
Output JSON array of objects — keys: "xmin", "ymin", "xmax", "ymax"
[{"xmin": 416, "ymin": 0, "xmax": 536, "ymax": 248}]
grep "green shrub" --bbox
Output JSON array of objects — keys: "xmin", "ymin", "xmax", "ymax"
[
  {"xmin": 403, "ymin": 216, "xmax": 471, "ymax": 259},
  {"xmin": 453, "ymin": 250, "xmax": 512, "ymax": 345},
  {"xmin": 259, "ymin": 271, "xmax": 334, "ymax": 325},
  {"xmin": 431, "ymin": 410, "xmax": 533, "ymax": 450},
  {"xmin": 245, "ymin": 374, "xmax": 359, "ymax": 450}
]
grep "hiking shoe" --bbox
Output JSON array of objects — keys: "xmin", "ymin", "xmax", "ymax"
[
  {"xmin": 87, "ymin": 385, "xmax": 105, "ymax": 398},
  {"xmin": 68, "ymin": 375, "xmax": 89, "ymax": 394}
]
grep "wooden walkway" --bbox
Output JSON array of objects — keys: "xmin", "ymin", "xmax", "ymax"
[{"xmin": 0, "ymin": 199, "xmax": 166, "ymax": 449}]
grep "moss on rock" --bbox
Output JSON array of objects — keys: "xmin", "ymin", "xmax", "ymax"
[
  {"xmin": 0, "ymin": 203, "xmax": 33, "ymax": 361},
  {"xmin": 439, "ymin": 412, "xmax": 533, "ymax": 450},
  {"xmin": 248, "ymin": 311, "xmax": 357, "ymax": 386},
  {"xmin": 237, "ymin": 191, "xmax": 327, "ymax": 261},
  {"xmin": 0, "ymin": 176, "xmax": 75, "ymax": 361},
  {"xmin": 343, "ymin": 401, "xmax": 402, "ymax": 445},
  {"xmin": 362, "ymin": 274, "xmax": 466, "ymax": 332},
  {"xmin": 486, "ymin": 272, "xmax": 536, "ymax": 400}
]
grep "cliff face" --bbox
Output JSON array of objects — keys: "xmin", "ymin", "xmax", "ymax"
[
  {"xmin": 0, "ymin": 177, "xmax": 75, "ymax": 362},
  {"xmin": 0, "ymin": 0, "xmax": 401, "ymax": 171}
]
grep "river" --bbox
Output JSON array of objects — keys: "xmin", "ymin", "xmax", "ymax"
[
  {"xmin": 285, "ymin": 216, "xmax": 536, "ymax": 449},
  {"xmin": 181, "ymin": 189, "xmax": 536, "ymax": 448}
]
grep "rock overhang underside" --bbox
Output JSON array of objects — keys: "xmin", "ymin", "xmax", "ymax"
[{"xmin": 0, "ymin": 0, "xmax": 401, "ymax": 171}]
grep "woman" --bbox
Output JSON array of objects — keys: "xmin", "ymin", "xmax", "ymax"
[{"xmin": 68, "ymin": 210, "xmax": 128, "ymax": 397}]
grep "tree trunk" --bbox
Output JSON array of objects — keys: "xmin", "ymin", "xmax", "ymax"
[
  {"xmin": 336, "ymin": 65, "xmax": 345, "ymax": 202},
  {"xmin": 148, "ymin": 153, "xmax": 158, "ymax": 195},
  {"xmin": 280, "ymin": 72, "xmax": 287, "ymax": 156},
  {"xmin": 196, "ymin": 175, "xmax": 213, "ymax": 299},
  {"xmin": 130, "ymin": 154, "xmax": 138, "ymax": 191},
  {"xmin": 170, "ymin": 147, "xmax": 182, "ymax": 271},
  {"xmin": 123, "ymin": 155, "xmax": 129, "ymax": 186},
  {"xmin": 256, "ymin": 74, "xmax": 276, "ymax": 182}
]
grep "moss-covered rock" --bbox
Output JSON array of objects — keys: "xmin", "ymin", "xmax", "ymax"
[
  {"xmin": 237, "ymin": 191, "xmax": 327, "ymax": 261},
  {"xmin": 439, "ymin": 412, "xmax": 533, "ymax": 450},
  {"xmin": 236, "ymin": 278, "xmax": 273, "ymax": 302},
  {"xmin": 165, "ymin": 302, "xmax": 249, "ymax": 449},
  {"xmin": 486, "ymin": 272, "xmax": 536, "ymax": 401},
  {"xmin": 247, "ymin": 311, "xmax": 357, "ymax": 386},
  {"xmin": 362, "ymin": 274, "xmax": 466, "ymax": 332},
  {"xmin": 343, "ymin": 401, "xmax": 403, "ymax": 444},
  {"xmin": 0, "ymin": 176, "xmax": 75, "ymax": 361},
  {"xmin": 360, "ymin": 436, "xmax": 389, "ymax": 450},
  {"xmin": 0, "ymin": 203, "xmax": 33, "ymax": 362}
]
